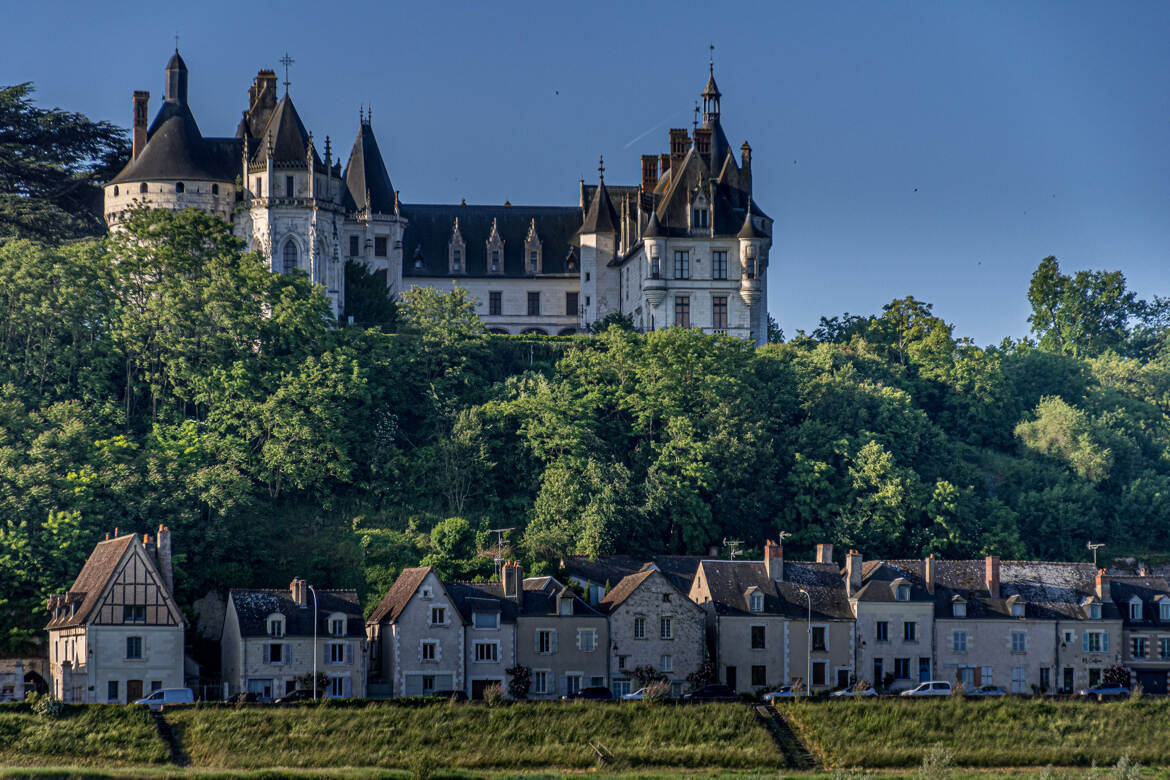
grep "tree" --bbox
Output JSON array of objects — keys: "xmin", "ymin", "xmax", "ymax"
[
  {"xmin": 0, "ymin": 84, "xmax": 128, "ymax": 241},
  {"xmin": 505, "ymin": 665, "xmax": 531, "ymax": 699},
  {"xmin": 588, "ymin": 312, "xmax": 634, "ymax": 334},
  {"xmin": 1027, "ymin": 256, "xmax": 1140, "ymax": 358},
  {"xmin": 631, "ymin": 665, "xmax": 667, "ymax": 687},
  {"xmin": 342, "ymin": 260, "xmax": 397, "ymax": 331}
]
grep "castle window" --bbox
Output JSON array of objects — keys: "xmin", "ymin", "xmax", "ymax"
[
  {"xmin": 212, "ymin": 184, "xmax": 220, "ymax": 195},
  {"xmin": 490, "ymin": 250, "xmax": 500, "ymax": 273},
  {"xmin": 452, "ymin": 249, "xmax": 461, "ymax": 271},
  {"xmin": 140, "ymin": 183, "xmax": 148, "ymax": 194},
  {"xmin": 350, "ymin": 236, "xmax": 360, "ymax": 257},
  {"xmin": 712, "ymin": 296, "xmax": 728, "ymax": 331},
  {"xmin": 527, "ymin": 292, "xmax": 541, "ymax": 317},
  {"xmin": 285, "ymin": 176, "xmax": 294, "ymax": 197},
  {"xmin": 529, "ymin": 250, "xmax": 538, "ymax": 273},
  {"xmin": 674, "ymin": 296, "xmax": 690, "ymax": 328},
  {"xmin": 566, "ymin": 292, "xmax": 578, "ymax": 316},
  {"xmin": 375, "ymin": 237, "xmax": 388, "ymax": 258},
  {"xmin": 113, "ymin": 186, "xmax": 119, "ymax": 197},
  {"xmin": 489, "ymin": 292, "xmax": 502, "ymax": 316},
  {"xmin": 693, "ymin": 207, "xmax": 708, "ymax": 229},
  {"xmin": 175, "ymin": 182, "xmax": 185, "ymax": 193},
  {"xmin": 254, "ymin": 178, "xmax": 262, "ymax": 196},
  {"xmin": 712, "ymin": 251, "xmax": 728, "ymax": 280},
  {"xmin": 282, "ymin": 240, "xmax": 298, "ymax": 274}
]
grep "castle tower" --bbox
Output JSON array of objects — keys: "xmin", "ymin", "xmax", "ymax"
[{"xmin": 578, "ymin": 158, "xmax": 620, "ymax": 328}]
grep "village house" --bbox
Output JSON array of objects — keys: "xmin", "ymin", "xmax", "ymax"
[
  {"xmin": 562, "ymin": 555, "xmax": 703, "ymax": 606},
  {"xmin": 516, "ymin": 571, "xmax": 609, "ymax": 698},
  {"xmin": 1107, "ymin": 571, "xmax": 1170, "ymax": 693},
  {"xmin": 601, "ymin": 567, "xmax": 706, "ymax": 697},
  {"xmin": 220, "ymin": 578, "xmax": 366, "ymax": 700},
  {"xmin": 45, "ymin": 528, "xmax": 184, "ymax": 703},
  {"xmin": 690, "ymin": 542, "xmax": 855, "ymax": 693}
]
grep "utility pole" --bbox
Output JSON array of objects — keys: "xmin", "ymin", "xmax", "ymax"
[
  {"xmin": 799, "ymin": 587, "xmax": 811, "ymax": 697},
  {"xmin": 308, "ymin": 584, "xmax": 318, "ymax": 699}
]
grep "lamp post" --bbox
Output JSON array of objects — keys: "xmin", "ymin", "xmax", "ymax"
[
  {"xmin": 308, "ymin": 584, "xmax": 319, "ymax": 700},
  {"xmin": 799, "ymin": 587, "xmax": 811, "ymax": 697}
]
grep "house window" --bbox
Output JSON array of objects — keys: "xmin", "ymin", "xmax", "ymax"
[
  {"xmin": 285, "ymin": 175, "xmax": 294, "ymax": 197},
  {"xmin": 617, "ymin": 655, "xmax": 628, "ymax": 670},
  {"xmin": 489, "ymin": 291, "xmax": 502, "ymax": 316},
  {"xmin": 330, "ymin": 618, "xmax": 345, "ymax": 636},
  {"xmin": 421, "ymin": 641, "xmax": 437, "ymax": 661},
  {"xmin": 1083, "ymin": 630, "xmax": 1107, "ymax": 653},
  {"xmin": 123, "ymin": 605, "xmax": 146, "ymax": 623},
  {"xmin": 527, "ymin": 292, "xmax": 541, "ymax": 316},
  {"xmin": 329, "ymin": 642, "xmax": 348, "ymax": 663},
  {"xmin": 1130, "ymin": 599, "xmax": 1143, "ymax": 621},
  {"xmin": 812, "ymin": 626, "xmax": 827, "ymax": 652},
  {"xmin": 660, "ymin": 616, "xmax": 673, "ymax": 640},
  {"xmin": 1135, "ymin": 637, "xmax": 1149, "ymax": 658},
  {"xmin": 1089, "ymin": 604, "xmax": 1102, "ymax": 620},
  {"xmin": 674, "ymin": 296, "xmax": 690, "ymax": 328},
  {"xmin": 953, "ymin": 631, "xmax": 967, "ymax": 653},
  {"xmin": 491, "ymin": 250, "xmax": 500, "ymax": 273},
  {"xmin": 474, "ymin": 612, "xmax": 498, "ymax": 629},
  {"xmin": 537, "ymin": 629, "xmax": 555, "ymax": 654},
  {"xmin": 749, "ymin": 592, "xmax": 763, "ymax": 613},
  {"xmin": 267, "ymin": 617, "xmax": 284, "ymax": 637},
  {"xmin": 894, "ymin": 658, "xmax": 910, "ymax": 679},
  {"xmin": 532, "ymin": 670, "xmax": 548, "ymax": 695},
  {"xmin": 176, "ymin": 182, "xmax": 185, "ymax": 193},
  {"xmin": 108, "ymin": 680, "xmax": 119, "ymax": 701},
  {"xmin": 375, "ymin": 237, "xmax": 388, "ymax": 257},
  {"xmin": 1011, "ymin": 631, "xmax": 1027, "ymax": 654},
  {"xmin": 577, "ymin": 629, "xmax": 596, "ymax": 652},
  {"xmin": 421, "ymin": 587, "xmax": 433, "ymax": 600},
  {"xmin": 953, "ymin": 603, "xmax": 967, "ymax": 618},
  {"xmin": 712, "ymin": 250, "xmax": 728, "ymax": 280},
  {"xmin": 673, "ymin": 250, "xmax": 690, "ymax": 279},
  {"xmin": 904, "ymin": 621, "xmax": 918, "ymax": 642},
  {"xmin": 712, "ymin": 296, "xmax": 728, "ymax": 331},
  {"xmin": 1160, "ymin": 638, "xmax": 1170, "ymax": 658},
  {"xmin": 873, "ymin": 658, "xmax": 884, "ymax": 684},
  {"xmin": 329, "ymin": 676, "xmax": 345, "ymax": 697},
  {"xmin": 431, "ymin": 607, "xmax": 446, "ymax": 625},
  {"xmin": 126, "ymin": 636, "xmax": 143, "ymax": 659},
  {"xmin": 751, "ymin": 665, "xmax": 766, "ymax": 687},
  {"xmin": 282, "ymin": 240, "xmax": 298, "ymax": 274},
  {"xmin": 875, "ymin": 621, "xmax": 889, "ymax": 642},
  {"xmin": 349, "ymin": 236, "xmax": 360, "ymax": 256},
  {"xmin": 812, "ymin": 661, "xmax": 827, "ymax": 686},
  {"xmin": 633, "ymin": 617, "xmax": 646, "ymax": 639},
  {"xmin": 265, "ymin": 643, "xmax": 283, "ymax": 664},
  {"xmin": 896, "ymin": 585, "xmax": 911, "ymax": 602},
  {"xmin": 751, "ymin": 625, "xmax": 766, "ymax": 650},
  {"xmin": 1011, "ymin": 666, "xmax": 1027, "ymax": 693},
  {"xmin": 1161, "ymin": 602, "xmax": 1170, "ymax": 622},
  {"xmin": 1011, "ymin": 602, "xmax": 1025, "ymax": 618},
  {"xmin": 565, "ymin": 673, "xmax": 582, "ymax": 694},
  {"xmin": 659, "ymin": 654, "xmax": 672, "ymax": 673},
  {"xmin": 566, "ymin": 292, "xmax": 579, "ymax": 316},
  {"xmin": 474, "ymin": 642, "xmax": 498, "ymax": 663}
]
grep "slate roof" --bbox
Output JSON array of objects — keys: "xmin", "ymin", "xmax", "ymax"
[
  {"xmin": 343, "ymin": 121, "xmax": 396, "ymax": 214},
  {"xmin": 580, "ymin": 179, "xmax": 618, "ymax": 234},
  {"xmin": 519, "ymin": 577, "xmax": 605, "ymax": 618},
  {"xmin": 250, "ymin": 94, "xmax": 322, "ymax": 167},
  {"xmin": 400, "ymin": 203, "xmax": 582, "ymax": 277},
  {"xmin": 695, "ymin": 560, "xmax": 854, "ymax": 620},
  {"xmin": 445, "ymin": 581, "xmax": 520, "ymax": 624},
  {"xmin": 46, "ymin": 534, "xmax": 136, "ymax": 628},
  {"xmin": 229, "ymin": 587, "xmax": 363, "ymax": 637},
  {"xmin": 1109, "ymin": 575, "xmax": 1170, "ymax": 627},
  {"xmin": 561, "ymin": 555, "xmax": 703, "ymax": 595},
  {"xmin": 367, "ymin": 566, "xmax": 431, "ymax": 624},
  {"xmin": 109, "ymin": 100, "xmax": 241, "ymax": 185}
]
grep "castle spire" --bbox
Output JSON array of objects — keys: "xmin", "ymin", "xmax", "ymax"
[{"xmin": 164, "ymin": 48, "xmax": 188, "ymax": 106}]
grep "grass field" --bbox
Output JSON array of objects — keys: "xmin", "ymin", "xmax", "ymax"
[
  {"xmin": 782, "ymin": 696, "xmax": 1170, "ymax": 769},
  {"xmin": 0, "ymin": 704, "xmax": 168, "ymax": 768}
]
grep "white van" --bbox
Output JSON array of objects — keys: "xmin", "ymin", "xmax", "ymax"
[{"xmin": 134, "ymin": 688, "xmax": 194, "ymax": 710}]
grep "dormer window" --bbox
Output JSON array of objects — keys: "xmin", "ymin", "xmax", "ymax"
[
  {"xmin": 691, "ymin": 194, "xmax": 709, "ymax": 231},
  {"xmin": 267, "ymin": 614, "xmax": 285, "ymax": 638},
  {"xmin": 896, "ymin": 585, "xmax": 910, "ymax": 601},
  {"xmin": 1089, "ymin": 603, "xmax": 1102, "ymax": 620},
  {"xmin": 453, "ymin": 249, "xmax": 462, "ymax": 272},
  {"xmin": 524, "ymin": 219, "xmax": 542, "ymax": 274},
  {"xmin": 566, "ymin": 249, "xmax": 578, "ymax": 272},
  {"xmin": 952, "ymin": 602, "xmax": 966, "ymax": 618},
  {"xmin": 1011, "ymin": 602, "xmax": 1025, "ymax": 618},
  {"xmin": 328, "ymin": 613, "xmax": 346, "ymax": 636},
  {"xmin": 1160, "ymin": 600, "xmax": 1170, "ymax": 622},
  {"xmin": 749, "ymin": 592, "xmax": 763, "ymax": 613},
  {"xmin": 449, "ymin": 219, "xmax": 466, "ymax": 275},
  {"xmin": 1130, "ymin": 597, "xmax": 1143, "ymax": 621},
  {"xmin": 486, "ymin": 219, "xmax": 505, "ymax": 275},
  {"xmin": 559, "ymin": 597, "xmax": 573, "ymax": 616},
  {"xmin": 473, "ymin": 610, "xmax": 499, "ymax": 629},
  {"xmin": 413, "ymin": 247, "xmax": 425, "ymax": 270}
]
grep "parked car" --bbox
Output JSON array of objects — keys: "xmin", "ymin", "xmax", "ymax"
[
  {"xmin": 226, "ymin": 692, "xmax": 260, "ymax": 704},
  {"xmin": 621, "ymin": 687, "xmax": 651, "ymax": 701},
  {"xmin": 830, "ymin": 685, "xmax": 878, "ymax": 697},
  {"xmin": 682, "ymin": 683, "xmax": 737, "ymax": 701},
  {"xmin": 134, "ymin": 688, "xmax": 194, "ymax": 710},
  {"xmin": 900, "ymin": 681, "xmax": 952, "ymax": 696},
  {"xmin": 1078, "ymin": 684, "xmax": 1130, "ymax": 699},
  {"xmin": 965, "ymin": 685, "xmax": 1006, "ymax": 697},
  {"xmin": 561, "ymin": 686, "xmax": 614, "ymax": 701},
  {"xmin": 762, "ymin": 686, "xmax": 801, "ymax": 702},
  {"xmin": 431, "ymin": 689, "xmax": 469, "ymax": 701},
  {"xmin": 274, "ymin": 689, "xmax": 320, "ymax": 704}
]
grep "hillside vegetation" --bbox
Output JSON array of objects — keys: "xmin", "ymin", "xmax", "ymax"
[{"xmin": 5, "ymin": 206, "xmax": 1170, "ymax": 646}]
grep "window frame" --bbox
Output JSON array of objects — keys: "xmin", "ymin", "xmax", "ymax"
[
  {"xmin": 527, "ymin": 291, "xmax": 541, "ymax": 317},
  {"xmin": 750, "ymin": 625, "xmax": 766, "ymax": 650},
  {"xmin": 712, "ymin": 250, "xmax": 728, "ymax": 280},
  {"xmin": 659, "ymin": 616, "xmax": 674, "ymax": 640},
  {"xmin": 126, "ymin": 636, "xmax": 143, "ymax": 660},
  {"xmin": 673, "ymin": 250, "xmax": 690, "ymax": 280}
]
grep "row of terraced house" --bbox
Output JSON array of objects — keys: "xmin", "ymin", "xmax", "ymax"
[{"xmin": 28, "ymin": 531, "xmax": 1170, "ymax": 703}]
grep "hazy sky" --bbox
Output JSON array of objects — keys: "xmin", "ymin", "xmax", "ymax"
[{"xmin": 5, "ymin": 1, "xmax": 1168, "ymax": 346}]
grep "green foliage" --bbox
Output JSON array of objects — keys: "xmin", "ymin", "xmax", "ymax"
[{"xmin": 342, "ymin": 259, "xmax": 397, "ymax": 331}]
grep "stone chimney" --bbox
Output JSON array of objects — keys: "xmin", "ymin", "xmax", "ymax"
[
  {"xmin": 669, "ymin": 128, "xmax": 690, "ymax": 170},
  {"xmin": 132, "ymin": 91, "xmax": 149, "ymax": 160},
  {"xmin": 246, "ymin": 70, "xmax": 278, "ymax": 137},
  {"xmin": 659, "ymin": 153, "xmax": 671, "ymax": 179},
  {"xmin": 156, "ymin": 525, "xmax": 173, "ymax": 595},
  {"xmin": 925, "ymin": 554, "xmax": 936, "ymax": 594},
  {"xmin": 740, "ymin": 141, "xmax": 752, "ymax": 192},
  {"xmin": 641, "ymin": 155, "xmax": 659, "ymax": 192},
  {"xmin": 1096, "ymin": 569, "xmax": 1111, "ymax": 602},
  {"xmin": 815, "ymin": 544, "xmax": 834, "ymax": 565},
  {"xmin": 764, "ymin": 539, "xmax": 783, "ymax": 582},
  {"xmin": 502, "ymin": 560, "xmax": 522, "ymax": 602},
  {"xmin": 290, "ymin": 577, "xmax": 308, "ymax": 607},
  {"xmin": 985, "ymin": 556, "xmax": 1000, "ymax": 599},
  {"xmin": 694, "ymin": 127, "xmax": 712, "ymax": 161},
  {"xmin": 845, "ymin": 550, "xmax": 863, "ymax": 596}
]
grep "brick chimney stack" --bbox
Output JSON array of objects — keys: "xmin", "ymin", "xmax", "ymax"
[
  {"xmin": 764, "ymin": 539, "xmax": 783, "ymax": 582},
  {"xmin": 845, "ymin": 550, "xmax": 863, "ymax": 596},
  {"xmin": 156, "ymin": 524, "xmax": 173, "ymax": 595},
  {"xmin": 502, "ymin": 560, "xmax": 522, "ymax": 602},
  {"xmin": 641, "ymin": 155, "xmax": 659, "ymax": 193},
  {"xmin": 925, "ymin": 554, "xmax": 936, "ymax": 594},
  {"xmin": 659, "ymin": 153, "xmax": 671, "ymax": 180},
  {"xmin": 290, "ymin": 577, "xmax": 309, "ymax": 607},
  {"xmin": 815, "ymin": 544, "xmax": 834, "ymax": 565},
  {"xmin": 132, "ymin": 91, "xmax": 149, "ymax": 159},
  {"xmin": 669, "ymin": 129, "xmax": 689, "ymax": 170},
  {"xmin": 985, "ymin": 556, "xmax": 1000, "ymax": 599},
  {"xmin": 1096, "ymin": 569, "xmax": 1111, "ymax": 601}
]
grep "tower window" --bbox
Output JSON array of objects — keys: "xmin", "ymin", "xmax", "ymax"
[
  {"xmin": 375, "ymin": 237, "xmax": 388, "ymax": 258},
  {"xmin": 285, "ymin": 176, "xmax": 294, "ymax": 197},
  {"xmin": 175, "ymin": 182, "xmax": 185, "ymax": 193},
  {"xmin": 212, "ymin": 184, "xmax": 219, "ymax": 195},
  {"xmin": 113, "ymin": 186, "xmax": 119, "ymax": 197},
  {"xmin": 140, "ymin": 183, "xmax": 148, "ymax": 194},
  {"xmin": 283, "ymin": 240, "xmax": 298, "ymax": 274}
]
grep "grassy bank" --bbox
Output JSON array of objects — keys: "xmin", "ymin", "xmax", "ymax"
[
  {"xmin": 164, "ymin": 701, "xmax": 782, "ymax": 772},
  {"xmin": 0, "ymin": 704, "xmax": 168, "ymax": 767},
  {"xmin": 783, "ymin": 697, "xmax": 1170, "ymax": 768}
]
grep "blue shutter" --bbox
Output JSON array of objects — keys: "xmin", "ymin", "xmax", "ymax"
[
  {"xmin": 1103, "ymin": 632, "xmax": 1110, "ymax": 653},
  {"xmin": 1082, "ymin": 633, "xmax": 1090, "ymax": 653}
]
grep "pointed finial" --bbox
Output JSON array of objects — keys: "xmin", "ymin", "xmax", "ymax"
[
  {"xmin": 175, "ymin": 33, "xmax": 180, "ymax": 52},
  {"xmin": 359, "ymin": 105, "xmax": 364, "ymax": 123},
  {"xmin": 693, "ymin": 102, "xmax": 699, "ymax": 133},
  {"xmin": 709, "ymin": 43, "xmax": 714, "ymax": 74},
  {"xmin": 598, "ymin": 155, "xmax": 605, "ymax": 182},
  {"xmin": 368, "ymin": 103, "xmax": 372, "ymax": 124},
  {"xmin": 279, "ymin": 52, "xmax": 295, "ymax": 95}
]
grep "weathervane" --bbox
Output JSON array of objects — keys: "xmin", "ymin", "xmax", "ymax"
[
  {"xmin": 598, "ymin": 155, "xmax": 605, "ymax": 181},
  {"xmin": 279, "ymin": 52, "xmax": 295, "ymax": 94},
  {"xmin": 709, "ymin": 43, "xmax": 715, "ymax": 72},
  {"xmin": 174, "ymin": 33, "xmax": 180, "ymax": 51}
]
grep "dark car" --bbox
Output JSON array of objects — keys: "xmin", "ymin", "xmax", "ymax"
[
  {"xmin": 274, "ymin": 689, "xmax": 320, "ymax": 704},
  {"xmin": 431, "ymin": 689, "xmax": 469, "ymax": 701},
  {"xmin": 561, "ymin": 686, "xmax": 614, "ymax": 701},
  {"xmin": 226, "ymin": 691, "xmax": 261, "ymax": 704},
  {"xmin": 683, "ymin": 683, "xmax": 738, "ymax": 701}
]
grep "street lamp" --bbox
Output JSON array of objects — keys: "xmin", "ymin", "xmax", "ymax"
[
  {"xmin": 308, "ymin": 584, "xmax": 319, "ymax": 700},
  {"xmin": 798, "ymin": 587, "xmax": 811, "ymax": 697}
]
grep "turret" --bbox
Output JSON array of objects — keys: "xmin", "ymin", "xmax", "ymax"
[
  {"xmin": 164, "ymin": 50, "xmax": 188, "ymax": 106},
  {"xmin": 737, "ymin": 211, "xmax": 762, "ymax": 305}
]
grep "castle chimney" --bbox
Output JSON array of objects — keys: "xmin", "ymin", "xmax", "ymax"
[
  {"xmin": 156, "ymin": 525, "xmax": 173, "ymax": 595},
  {"xmin": 694, "ymin": 127, "xmax": 712, "ymax": 161},
  {"xmin": 924, "ymin": 554, "xmax": 936, "ymax": 594},
  {"xmin": 985, "ymin": 556, "xmax": 1000, "ymax": 599},
  {"xmin": 641, "ymin": 155, "xmax": 659, "ymax": 192},
  {"xmin": 815, "ymin": 544, "xmax": 834, "ymax": 565},
  {"xmin": 502, "ymin": 560, "xmax": 522, "ymax": 602},
  {"xmin": 1096, "ymin": 569, "xmax": 1111, "ymax": 602},
  {"xmin": 764, "ymin": 539, "xmax": 783, "ymax": 582},
  {"xmin": 659, "ymin": 153, "xmax": 671, "ymax": 179},
  {"xmin": 132, "ymin": 91, "xmax": 149, "ymax": 159},
  {"xmin": 845, "ymin": 550, "xmax": 862, "ymax": 596},
  {"xmin": 669, "ymin": 128, "xmax": 689, "ymax": 169},
  {"xmin": 740, "ymin": 141, "xmax": 752, "ymax": 192}
]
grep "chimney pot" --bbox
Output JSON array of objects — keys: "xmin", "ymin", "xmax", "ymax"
[
  {"xmin": 640, "ymin": 154, "xmax": 659, "ymax": 193},
  {"xmin": 156, "ymin": 525, "xmax": 173, "ymax": 595},
  {"xmin": 1096, "ymin": 569, "xmax": 1111, "ymax": 601},
  {"xmin": 131, "ymin": 91, "xmax": 149, "ymax": 160}
]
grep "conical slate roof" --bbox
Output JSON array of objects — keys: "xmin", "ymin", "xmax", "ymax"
[
  {"xmin": 252, "ymin": 94, "xmax": 321, "ymax": 165},
  {"xmin": 580, "ymin": 178, "xmax": 618, "ymax": 234},
  {"xmin": 702, "ymin": 67, "xmax": 721, "ymax": 99},
  {"xmin": 343, "ymin": 121, "xmax": 396, "ymax": 214},
  {"xmin": 736, "ymin": 210, "xmax": 761, "ymax": 239},
  {"xmin": 166, "ymin": 50, "xmax": 188, "ymax": 72},
  {"xmin": 109, "ymin": 100, "xmax": 237, "ymax": 184},
  {"xmin": 643, "ymin": 210, "xmax": 664, "ymax": 238}
]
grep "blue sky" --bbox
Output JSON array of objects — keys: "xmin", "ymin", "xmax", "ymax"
[{"xmin": 5, "ymin": 1, "xmax": 1168, "ymax": 346}]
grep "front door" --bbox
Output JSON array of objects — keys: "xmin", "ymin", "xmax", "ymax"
[
  {"xmin": 725, "ymin": 666, "xmax": 737, "ymax": 691},
  {"xmin": 836, "ymin": 668, "xmax": 851, "ymax": 689},
  {"xmin": 127, "ymin": 679, "xmax": 143, "ymax": 702},
  {"xmin": 471, "ymin": 679, "xmax": 496, "ymax": 700},
  {"xmin": 1062, "ymin": 667, "xmax": 1074, "ymax": 694},
  {"xmin": 918, "ymin": 658, "xmax": 931, "ymax": 682}
]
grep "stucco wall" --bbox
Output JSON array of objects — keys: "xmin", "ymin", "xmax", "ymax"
[
  {"xmin": 854, "ymin": 602, "xmax": 935, "ymax": 691},
  {"xmin": 516, "ymin": 614, "xmax": 609, "ymax": 697}
]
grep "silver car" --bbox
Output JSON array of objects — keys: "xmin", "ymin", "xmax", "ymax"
[{"xmin": 900, "ymin": 680, "xmax": 952, "ymax": 696}]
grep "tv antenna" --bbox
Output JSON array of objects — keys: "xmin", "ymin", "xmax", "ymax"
[
  {"xmin": 488, "ymin": 527, "xmax": 516, "ymax": 577},
  {"xmin": 777, "ymin": 530, "xmax": 793, "ymax": 545},
  {"xmin": 1087, "ymin": 541, "xmax": 1106, "ymax": 569},
  {"xmin": 722, "ymin": 538, "xmax": 743, "ymax": 560}
]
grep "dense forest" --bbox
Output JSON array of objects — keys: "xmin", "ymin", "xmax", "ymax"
[{"xmin": 4, "ymin": 84, "xmax": 1170, "ymax": 652}]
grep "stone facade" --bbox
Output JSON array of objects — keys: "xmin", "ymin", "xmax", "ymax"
[{"xmin": 368, "ymin": 569, "xmax": 464, "ymax": 697}]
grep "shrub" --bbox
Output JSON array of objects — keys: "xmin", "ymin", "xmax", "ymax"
[
  {"xmin": 31, "ymin": 693, "xmax": 65, "ymax": 719},
  {"xmin": 505, "ymin": 664, "xmax": 531, "ymax": 700},
  {"xmin": 631, "ymin": 664, "xmax": 667, "ymax": 688},
  {"xmin": 640, "ymin": 680, "xmax": 671, "ymax": 705},
  {"xmin": 482, "ymin": 682, "xmax": 504, "ymax": 707},
  {"xmin": 687, "ymin": 658, "xmax": 717, "ymax": 691},
  {"xmin": 1104, "ymin": 664, "xmax": 1130, "ymax": 687}
]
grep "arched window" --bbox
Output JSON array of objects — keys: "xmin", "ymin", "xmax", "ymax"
[
  {"xmin": 282, "ymin": 240, "xmax": 298, "ymax": 274},
  {"xmin": 139, "ymin": 183, "xmax": 148, "ymax": 194},
  {"xmin": 175, "ymin": 182, "xmax": 185, "ymax": 193},
  {"xmin": 113, "ymin": 186, "xmax": 119, "ymax": 197},
  {"xmin": 212, "ymin": 184, "xmax": 219, "ymax": 195}
]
